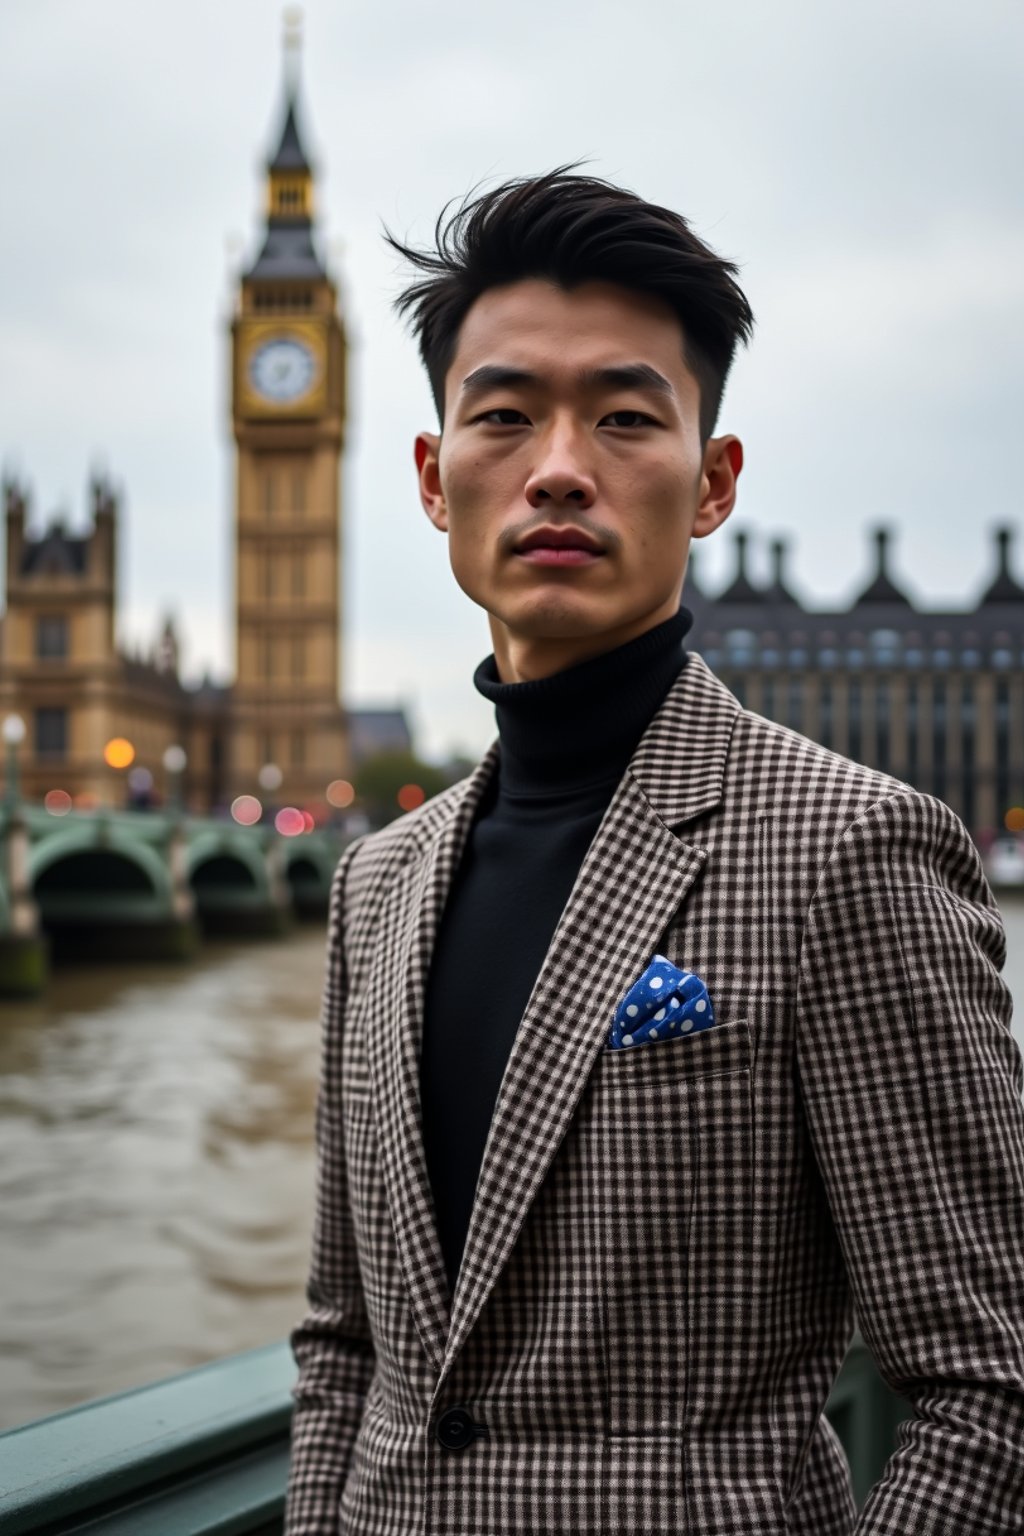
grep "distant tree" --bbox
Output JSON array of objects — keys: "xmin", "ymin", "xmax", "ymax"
[
  {"xmin": 355, "ymin": 750, "xmax": 449, "ymax": 827},
  {"xmin": 438, "ymin": 752, "xmax": 477, "ymax": 787}
]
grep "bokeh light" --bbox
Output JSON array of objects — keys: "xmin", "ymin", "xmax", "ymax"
[
  {"xmin": 258, "ymin": 762, "xmax": 283, "ymax": 792},
  {"xmin": 1005, "ymin": 807, "xmax": 1024, "ymax": 834},
  {"xmin": 128, "ymin": 766, "xmax": 154, "ymax": 794},
  {"xmin": 275, "ymin": 806, "xmax": 305, "ymax": 837},
  {"xmin": 231, "ymin": 794, "xmax": 262, "ymax": 826},
  {"xmin": 44, "ymin": 789, "xmax": 72, "ymax": 816},
  {"xmin": 326, "ymin": 777, "xmax": 355, "ymax": 808},
  {"xmin": 104, "ymin": 737, "xmax": 135, "ymax": 769},
  {"xmin": 397, "ymin": 783, "xmax": 426, "ymax": 813},
  {"xmin": 301, "ymin": 810, "xmax": 316, "ymax": 833}
]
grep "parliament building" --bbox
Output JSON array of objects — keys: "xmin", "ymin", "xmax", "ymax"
[
  {"xmin": 0, "ymin": 66, "xmax": 351, "ymax": 818},
  {"xmin": 1, "ymin": 61, "xmax": 1021, "ymax": 844},
  {"xmin": 683, "ymin": 525, "xmax": 1024, "ymax": 845}
]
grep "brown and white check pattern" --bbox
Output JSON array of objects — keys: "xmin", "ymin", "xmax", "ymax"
[{"xmin": 285, "ymin": 652, "xmax": 1024, "ymax": 1535}]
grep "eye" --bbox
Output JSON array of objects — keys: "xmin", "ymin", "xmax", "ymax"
[
  {"xmin": 474, "ymin": 407, "xmax": 530, "ymax": 426},
  {"xmin": 600, "ymin": 410, "xmax": 658, "ymax": 428}
]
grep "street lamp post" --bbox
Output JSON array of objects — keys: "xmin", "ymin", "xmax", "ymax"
[
  {"xmin": 162, "ymin": 744, "xmax": 190, "ymax": 923},
  {"xmin": 0, "ymin": 713, "xmax": 47, "ymax": 991},
  {"xmin": 258, "ymin": 761, "xmax": 283, "ymax": 825},
  {"xmin": 257, "ymin": 762, "xmax": 288, "ymax": 909},
  {"xmin": 162, "ymin": 744, "xmax": 187, "ymax": 815},
  {"xmin": 1, "ymin": 715, "xmax": 29, "ymax": 940},
  {"xmin": 3, "ymin": 713, "xmax": 26, "ymax": 814},
  {"xmin": 103, "ymin": 737, "xmax": 136, "ymax": 810}
]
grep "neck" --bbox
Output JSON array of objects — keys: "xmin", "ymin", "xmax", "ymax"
[
  {"xmin": 474, "ymin": 605, "xmax": 694, "ymax": 796},
  {"xmin": 488, "ymin": 593, "xmax": 685, "ymax": 684}
]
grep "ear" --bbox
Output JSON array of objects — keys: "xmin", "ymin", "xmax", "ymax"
[
  {"xmin": 415, "ymin": 432, "xmax": 448, "ymax": 533},
  {"xmin": 692, "ymin": 434, "xmax": 743, "ymax": 539}
]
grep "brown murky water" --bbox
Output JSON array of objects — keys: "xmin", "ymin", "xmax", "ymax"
[
  {"xmin": 0, "ymin": 926, "xmax": 328, "ymax": 1431},
  {"xmin": 1, "ymin": 903, "xmax": 1023, "ymax": 1432}
]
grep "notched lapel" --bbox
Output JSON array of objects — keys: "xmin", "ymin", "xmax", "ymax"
[
  {"xmin": 441, "ymin": 773, "xmax": 710, "ymax": 1378},
  {"xmin": 364, "ymin": 653, "xmax": 741, "ymax": 1382},
  {"xmin": 439, "ymin": 652, "xmax": 741, "ymax": 1380},
  {"xmin": 362, "ymin": 745, "xmax": 499, "ymax": 1372}
]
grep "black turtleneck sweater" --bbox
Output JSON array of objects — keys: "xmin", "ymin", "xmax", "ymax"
[{"xmin": 420, "ymin": 607, "xmax": 693, "ymax": 1288}]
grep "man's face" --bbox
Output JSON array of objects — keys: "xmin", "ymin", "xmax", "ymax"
[{"xmin": 415, "ymin": 278, "xmax": 741, "ymax": 680}]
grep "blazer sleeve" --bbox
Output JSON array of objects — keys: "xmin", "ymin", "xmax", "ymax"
[
  {"xmin": 795, "ymin": 789, "xmax": 1024, "ymax": 1534},
  {"xmin": 284, "ymin": 840, "xmax": 376, "ymax": 1536}
]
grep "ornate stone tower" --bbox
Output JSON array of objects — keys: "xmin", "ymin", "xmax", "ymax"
[{"xmin": 229, "ymin": 34, "xmax": 348, "ymax": 811}]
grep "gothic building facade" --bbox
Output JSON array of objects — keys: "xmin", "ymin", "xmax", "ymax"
[
  {"xmin": 1, "ymin": 57, "xmax": 1021, "ymax": 842},
  {"xmin": 0, "ymin": 63, "xmax": 353, "ymax": 817},
  {"xmin": 683, "ymin": 524, "xmax": 1024, "ymax": 845}
]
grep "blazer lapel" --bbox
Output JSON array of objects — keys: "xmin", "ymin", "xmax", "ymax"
[
  {"xmin": 363, "ymin": 740, "xmax": 500, "ymax": 1373},
  {"xmin": 439, "ymin": 652, "xmax": 741, "ymax": 1379}
]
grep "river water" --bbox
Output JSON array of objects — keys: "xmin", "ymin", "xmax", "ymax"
[{"xmin": 1, "ymin": 900, "xmax": 1023, "ymax": 1433}]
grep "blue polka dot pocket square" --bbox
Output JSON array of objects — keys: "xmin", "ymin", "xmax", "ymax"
[{"xmin": 606, "ymin": 954, "xmax": 716, "ymax": 1049}]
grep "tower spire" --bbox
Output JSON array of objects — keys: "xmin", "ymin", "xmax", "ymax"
[
  {"xmin": 283, "ymin": 6, "xmax": 302, "ymax": 96},
  {"xmin": 718, "ymin": 528, "xmax": 766, "ymax": 603},
  {"xmin": 981, "ymin": 526, "xmax": 1024, "ymax": 602},
  {"xmin": 270, "ymin": 10, "xmax": 312, "ymax": 176},
  {"xmin": 852, "ymin": 524, "xmax": 911, "ymax": 607},
  {"xmin": 244, "ymin": 9, "xmax": 325, "ymax": 281}
]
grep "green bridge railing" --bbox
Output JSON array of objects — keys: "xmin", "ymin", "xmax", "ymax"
[{"xmin": 0, "ymin": 1336, "xmax": 908, "ymax": 1534}]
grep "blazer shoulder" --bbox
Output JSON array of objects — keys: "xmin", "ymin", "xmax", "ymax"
[
  {"xmin": 724, "ymin": 704, "xmax": 934, "ymax": 857},
  {"xmin": 340, "ymin": 771, "xmax": 474, "ymax": 905},
  {"xmin": 717, "ymin": 709, "xmax": 991, "ymax": 922}
]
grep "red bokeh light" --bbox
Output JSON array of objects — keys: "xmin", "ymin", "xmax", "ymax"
[
  {"xmin": 231, "ymin": 794, "xmax": 262, "ymax": 826},
  {"xmin": 275, "ymin": 806, "xmax": 305, "ymax": 837},
  {"xmin": 397, "ymin": 783, "xmax": 426, "ymax": 813}
]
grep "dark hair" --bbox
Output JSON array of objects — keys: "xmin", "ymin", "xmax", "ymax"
[{"xmin": 385, "ymin": 166, "xmax": 754, "ymax": 442}]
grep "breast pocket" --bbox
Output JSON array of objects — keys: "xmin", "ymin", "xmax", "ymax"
[{"xmin": 584, "ymin": 1018, "xmax": 754, "ymax": 1435}]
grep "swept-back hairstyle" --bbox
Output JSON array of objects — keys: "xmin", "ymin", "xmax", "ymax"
[{"xmin": 385, "ymin": 166, "xmax": 754, "ymax": 442}]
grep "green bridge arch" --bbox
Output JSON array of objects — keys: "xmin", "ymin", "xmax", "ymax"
[{"xmin": 29, "ymin": 825, "xmax": 175, "ymax": 922}]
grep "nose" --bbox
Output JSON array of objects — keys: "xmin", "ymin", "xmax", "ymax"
[{"xmin": 523, "ymin": 425, "xmax": 596, "ymax": 510}]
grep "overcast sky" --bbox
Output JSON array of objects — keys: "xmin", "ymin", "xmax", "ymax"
[{"xmin": 1, "ymin": 0, "xmax": 1021, "ymax": 760}]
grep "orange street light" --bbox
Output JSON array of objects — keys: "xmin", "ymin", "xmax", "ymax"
[
  {"xmin": 326, "ymin": 778, "xmax": 355, "ymax": 808},
  {"xmin": 104, "ymin": 737, "xmax": 135, "ymax": 770}
]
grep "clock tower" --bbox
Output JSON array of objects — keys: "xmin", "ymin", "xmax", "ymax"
[{"xmin": 229, "ymin": 43, "xmax": 348, "ymax": 813}]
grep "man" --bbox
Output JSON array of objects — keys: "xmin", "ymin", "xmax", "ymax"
[{"xmin": 284, "ymin": 170, "xmax": 1024, "ymax": 1535}]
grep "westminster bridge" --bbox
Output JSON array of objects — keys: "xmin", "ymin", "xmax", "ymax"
[{"xmin": 0, "ymin": 798, "xmax": 345, "ymax": 995}]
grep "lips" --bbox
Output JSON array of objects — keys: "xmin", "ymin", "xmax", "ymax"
[
  {"xmin": 516, "ymin": 527, "xmax": 603, "ymax": 555},
  {"xmin": 514, "ymin": 526, "xmax": 605, "ymax": 557}
]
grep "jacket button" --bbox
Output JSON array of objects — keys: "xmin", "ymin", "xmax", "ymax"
[{"xmin": 435, "ymin": 1404, "xmax": 487, "ymax": 1451}]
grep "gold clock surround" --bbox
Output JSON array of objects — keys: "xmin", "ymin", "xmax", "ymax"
[{"xmin": 236, "ymin": 317, "xmax": 328, "ymax": 418}]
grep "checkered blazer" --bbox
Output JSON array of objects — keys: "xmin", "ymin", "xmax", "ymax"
[{"xmin": 285, "ymin": 653, "xmax": 1024, "ymax": 1535}]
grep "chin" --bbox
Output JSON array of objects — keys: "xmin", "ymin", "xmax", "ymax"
[{"xmin": 496, "ymin": 592, "xmax": 624, "ymax": 640}]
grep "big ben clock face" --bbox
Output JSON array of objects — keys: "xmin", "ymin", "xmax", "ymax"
[{"xmin": 248, "ymin": 337, "xmax": 316, "ymax": 404}]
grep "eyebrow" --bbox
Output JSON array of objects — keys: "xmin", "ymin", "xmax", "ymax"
[
  {"xmin": 579, "ymin": 364, "xmax": 675, "ymax": 397},
  {"xmin": 459, "ymin": 362, "xmax": 675, "ymax": 398}
]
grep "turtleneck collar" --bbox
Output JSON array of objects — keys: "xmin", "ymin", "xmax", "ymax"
[{"xmin": 473, "ymin": 606, "xmax": 693, "ymax": 797}]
